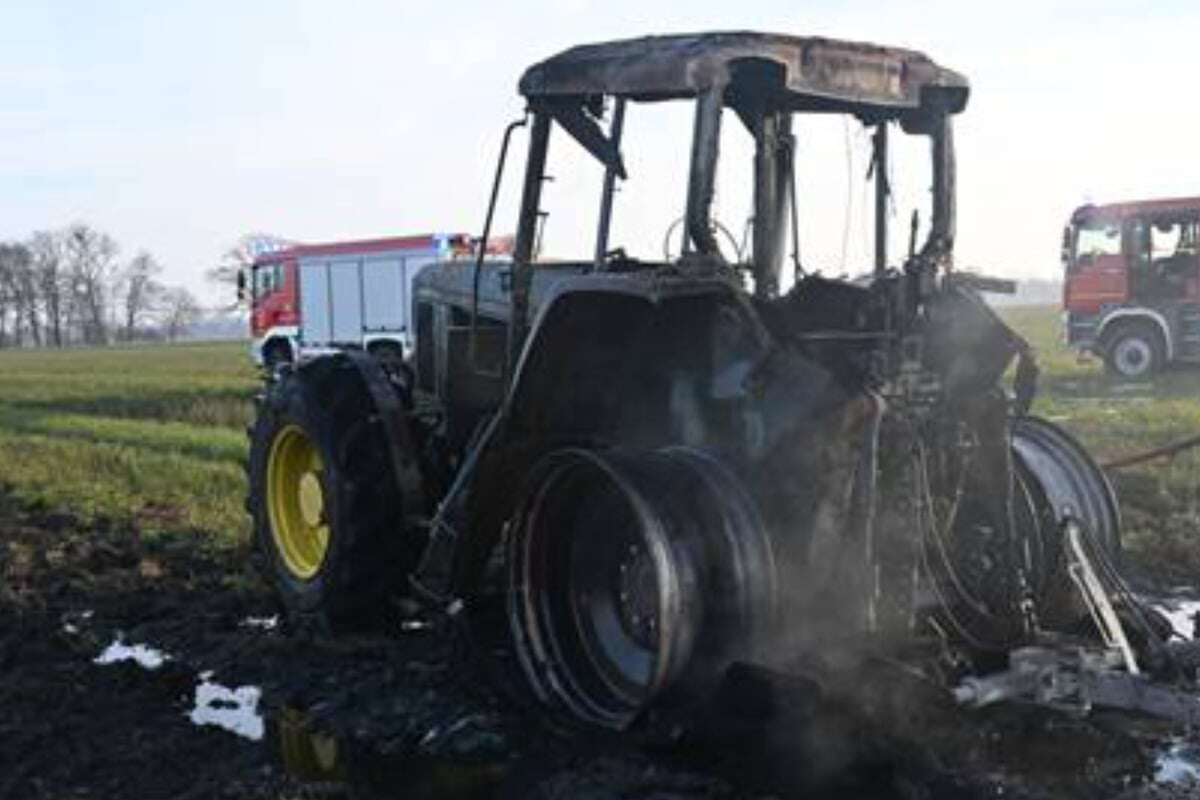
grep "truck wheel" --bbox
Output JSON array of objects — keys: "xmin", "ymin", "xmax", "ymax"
[
  {"xmin": 1104, "ymin": 324, "xmax": 1163, "ymax": 379},
  {"xmin": 247, "ymin": 354, "xmax": 416, "ymax": 632}
]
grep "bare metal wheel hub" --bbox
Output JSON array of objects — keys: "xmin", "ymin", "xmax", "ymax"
[
  {"xmin": 616, "ymin": 543, "xmax": 659, "ymax": 649},
  {"xmin": 507, "ymin": 447, "xmax": 776, "ymax": 729}
]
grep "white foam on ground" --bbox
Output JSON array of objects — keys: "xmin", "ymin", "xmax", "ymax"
[
  {"xmin": 63, "ymin": 610, "xmax": 95, "ymax": 636},
  {"xmin": 1152, "ymin": 599, "xmax": 1200, "ymax": 640},
  {"xmin": 1156, "ymin": 741, "xmax": 1200, "ymax": 784},
  {"xmin": 188, "ymin": 679, "xmax": 264, "ymax": 741},
  {"xmin": 93, "ymin": 638, "xmax": 170, "ymax": 670},
  {"xmin": 94, "ymin": 638, "xmax": 262, "ymax": 741}
]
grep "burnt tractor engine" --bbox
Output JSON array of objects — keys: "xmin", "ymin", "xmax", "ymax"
[{"xmin": 247, "ymin": 32, "xmax": 1138, "ymax": 732}]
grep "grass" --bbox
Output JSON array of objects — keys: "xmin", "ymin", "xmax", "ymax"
[
  {"xmin": 0, "ymin": 341, "xmax": 258, "ymax": 547},
  {"xmin": 997, "ymin": 306, "xmax": 1200, "ymax": 581},
  {"xmin": 0, "ymin": 309, "xmax": 1195, "ymax": 577}
]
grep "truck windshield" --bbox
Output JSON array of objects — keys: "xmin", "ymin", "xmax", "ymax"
[
  {"xmin": 1072, "ymin": 221, "xmax": 1121, "ymax": 265},
  {"xmin": 254, "ymin": 263, "xmax": 284, "ymax": 296}
]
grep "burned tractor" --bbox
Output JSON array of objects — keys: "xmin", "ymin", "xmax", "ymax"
[{"xmin": 248, "ymin": 33, "xmax": 1179, "ymax": 733}]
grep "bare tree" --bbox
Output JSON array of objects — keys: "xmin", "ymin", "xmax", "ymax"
[
  {"xmin": 0, "ymin": 243, "xmax": 40, "ymax": 347},
  {"xmin": 118, "ymin": 251, "xmax": 164, "ymax": 340},
  {"xmin": 63, "ymin": 223, "xmax": 119, "ymax": 345},
  {"xmin": 0, "ymin": 249, "xmax": 12, "ymax": 347},
  {"xmin": 29, "ymin": 230, "xmax": 67, "ymax": 347},
  {"xmin": 206, "ymin": 233, "xmax": 292, "ymax": 306},
  {"xmin": 17, "ymin": 245, "xmax": 41, "ymax": 346},
  {"xmin": 160, "ymin": 286, "xmax": 200, "ymax": 342}
]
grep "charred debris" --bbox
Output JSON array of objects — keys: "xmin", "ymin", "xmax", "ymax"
[{"xmin": 249, "ymin": 32, "xmax": 1200, "ymax": 745}]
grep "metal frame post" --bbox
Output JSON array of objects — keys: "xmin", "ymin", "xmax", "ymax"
[
  {"xmin": 594, "ymin": 98, "xmax": 627, "ymax": 269},
  {"xmin": 873, "ymin": 122, "xmax": 889, "ymax": 275},
  {"xmin": 509, "ymin": 112, "xmax": 552, "ymax": 375}
]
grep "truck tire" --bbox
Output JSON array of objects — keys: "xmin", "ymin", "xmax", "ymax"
[
  {"xmin": 1104, "ymin": 322, "xmax": 1164, "ymax": 379},
  {"xmin": 247, "ymin": 354, "xmax": 415, "ymax": 632}
]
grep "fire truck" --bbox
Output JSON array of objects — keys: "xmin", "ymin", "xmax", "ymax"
[
  {"xmin": 242, "ymin": 234, "xmax": 478, "ymax": 368},
  {"xmin": 1063, "ymin": 197, "xmax": 1200, "ymax": 377}
]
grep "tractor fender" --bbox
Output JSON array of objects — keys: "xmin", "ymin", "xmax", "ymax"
[
  {"xmin": 252, "ymin": 326, "xmax": 299, "ymax": 367},
  {"xmin": 341, "ymin": 349, "xmax": 427, "ymax": 523},
  {"xmin": 502, "ymin": 276, "xmax": 755, "ymax": 417},
  {"xmin": 1095, "ymin": 308, "xmax": 1173, "ymax": 361}
]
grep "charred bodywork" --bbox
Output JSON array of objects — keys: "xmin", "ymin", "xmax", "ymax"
[
  {"xmin": 401, "ymin": 32, "xmax": 1117, "ymax": 726},
  {"xmin": 251, "ymin": 32, "xmax": 1185, "ymax": 735}
]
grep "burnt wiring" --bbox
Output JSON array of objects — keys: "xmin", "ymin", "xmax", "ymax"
[
  {"xmin": 912, "ymin": 430, "xmax": 1019, "ymax": 651},
  {"xmin": 916, "ymin": 438, "xmax": 994, "ymax": 621}
]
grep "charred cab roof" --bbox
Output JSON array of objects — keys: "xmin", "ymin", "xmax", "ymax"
[{"xmin": 519, "ymin": 31, "xmax": 968, "ymax": 126}]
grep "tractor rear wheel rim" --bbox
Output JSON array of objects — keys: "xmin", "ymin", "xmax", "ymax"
[
  {"xmin": 508, "ymin": 447, "xmax": 776, "ymax": 729},
  {"xmin": 510, "ymin": 451, "xmax": 690, "ymax": 728},
  {"xmin": 267, "ymin": 424, "xmax": 330, "ymax": 579}
]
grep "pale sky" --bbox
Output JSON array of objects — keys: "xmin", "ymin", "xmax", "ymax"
[{"xmin": 2, "ymin": 1, "xmax": 1197, "ymax": 306}]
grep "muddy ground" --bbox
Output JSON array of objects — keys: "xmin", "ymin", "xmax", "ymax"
[{"xmin": 2, "ymin": 489, "xmax": 1199, "ymax": 800}]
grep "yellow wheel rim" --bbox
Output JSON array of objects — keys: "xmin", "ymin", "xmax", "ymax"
[{"xmin": 266, "ymin": 425, "xmax": 330, "ymax": 580}]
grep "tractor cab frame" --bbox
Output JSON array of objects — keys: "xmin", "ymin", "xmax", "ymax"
[
  {"xmin": 411, "ymin": 33, "xmax": 975, "ymax": 456},
  {"xmin": 500, "ymin": 32, "xmax": 969, "ymax": 373}
]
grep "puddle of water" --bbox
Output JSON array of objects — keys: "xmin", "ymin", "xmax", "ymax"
[
  {"xmin": 93, "ymin": 638, "xmax": 170, "ymax": 669},
  {"xmin": 277, "ymin": 707, "xmax": 344, "ymax": 782},
  {"xmin": 1156, "ymin": 740, "xmax": 1200, "ymax": 785},
  {"xmin": 189, "ymin": 678, "xmax": 264, "ymax": 741},
  {"xmin": 274, "ymin": 706, "xmax": 507, "ymax": 799}
]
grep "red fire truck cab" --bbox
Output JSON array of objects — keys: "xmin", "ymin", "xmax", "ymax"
[
  {"xmin": 1063, "ymin": 197, "xmax": 1200, "ymax": 378},
  {"xmin": 244, "ymin": 233, "xmax": 476, "ymax": 368}
]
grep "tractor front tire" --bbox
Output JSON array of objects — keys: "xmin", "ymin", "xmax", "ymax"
[{"xmin": 247, "ymin": 354, "xmax": 414, "ymax": 633}]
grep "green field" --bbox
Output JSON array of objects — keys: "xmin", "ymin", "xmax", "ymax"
[
  {"xmin": 0, "ymin": 341, "xmax": 258, "ymax": 548},
  {"xmin": 0, "ymin": 309, "xmax": 1196, "ymax": 576}
]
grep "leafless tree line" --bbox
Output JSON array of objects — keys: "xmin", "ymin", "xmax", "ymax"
[{"xmin": 0, "ymin": 223, "xmax": 201, "ymax": 348}]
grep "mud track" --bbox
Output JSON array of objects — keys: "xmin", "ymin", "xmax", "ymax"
[{"xmin": 1, "ymin": 489, "xmax": 1196, "ymax": 799}]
